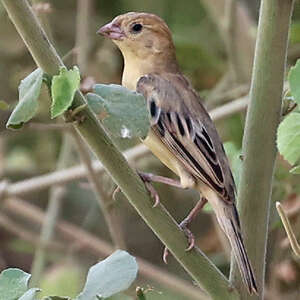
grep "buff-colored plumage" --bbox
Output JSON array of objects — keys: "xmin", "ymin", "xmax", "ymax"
[{"xmin": 98, "ymin": 12, "xmax": 257, "ymax": 294}]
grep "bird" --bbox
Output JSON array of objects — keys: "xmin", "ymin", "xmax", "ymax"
[{"xmin": 97, "ymin": 12, "xmax": 258, "ymax": 294}]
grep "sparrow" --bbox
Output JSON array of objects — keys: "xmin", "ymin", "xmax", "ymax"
[{"xmin": 98, "ymin": 12, "xmax": 257, "ymax": 294}]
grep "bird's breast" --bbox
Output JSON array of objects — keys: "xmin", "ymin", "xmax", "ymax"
[{"xmin": 142, "ymin": 129, "xmax": 180, "ymax": 175}]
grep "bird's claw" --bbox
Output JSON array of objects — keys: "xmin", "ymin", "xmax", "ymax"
[
  {"xmin": 163, "ymin": 247, "xmax": 169, "ymax": 264},
  {"xmin": 181, "ymin": 221, "xmax": 195, "ymax": 251},
  {"xmin": 144, "ymin": 181, "xmax": 160, "ymax": 207},
  {"xmin": 112, "ymin": 186, "xmax": 121, "ymax": 201},
  {"xmin": 163, "ymin": 220, "xmax": 195, "ymax": 263},
  {"xmin": 139, "ymin": 172, "xmax": 160, "ymax": 207}
]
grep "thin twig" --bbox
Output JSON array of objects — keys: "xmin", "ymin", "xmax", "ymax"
[
  {"xmin": 2, "ymin": 144, "xmax": 149, "ymax": 198},
  {"xmin": 224, "ymin": 0, "xmax": 245, "ymax": 83},
  {"xmin": 276, "ymin": 202, "xmax": 300, "ymax": 258},
  {"xmin": 209, "ymin": 96, "xmax": 248, "ymax": 121},
  {"xmin": 30, "ymin": 134, "xmax": 73, "ymax": 286},
  {"xmin": 3, "ymin": 197, "xmax": 208, "ymax": 300},
  {"xmin": 201, "ymin": 0, "xmax": 255, "ymax": 83},
  {"xmin": 71, "ymin": 128, "xmax": 126, "ymax": 249},
  {"xmin": 207, "ymin": 83, "xmax": 249, "ymax": 109},
  {"xmin": 73, "ymin": 0, "xmax": 125, "ymax": 249},
  {"xmin": 0, "ymin": 212, "xmax": 63, "ymax": 251},
  {"xmin": 75, "ymin": 0, "xmax": 92, "ymax": 75}
]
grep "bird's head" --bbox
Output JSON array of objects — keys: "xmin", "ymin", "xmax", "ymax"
[{"xmin": 97, "ymin": 12, "xmax": 177, "ymax": 67}]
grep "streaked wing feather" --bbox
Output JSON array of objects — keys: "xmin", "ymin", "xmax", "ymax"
[{"xmin": 137, "ymin": 73, "xmax": 234, "ymax": 203}]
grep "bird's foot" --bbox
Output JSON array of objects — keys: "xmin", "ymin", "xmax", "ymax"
[
  {"xmin": 163, "ymin": 218, "xmax": 196, "ymax": 263},
  {"xmin": 163, "ymin": 197, "xmax": 208, "ymax": 263},
  {"xmin": 138, "ymin": 171, "xmax": 186, "ymax": 207},
  {"xmin": 138, "ymin": 171, "xmax": 183, "ymax": 189},
  {"xmin": 112, "ymin": 171, "xmax": 181, "ymax": 207},
  {"xmin": 138, "ymin": 172, "xmax": 161, "ymax": 207}
]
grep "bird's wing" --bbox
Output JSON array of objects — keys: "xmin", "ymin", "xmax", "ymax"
[{"xmin": 137, "ymin": 73, "xmax": 235, "ymax": 203}]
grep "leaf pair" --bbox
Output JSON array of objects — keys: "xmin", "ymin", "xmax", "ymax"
[
  {"xmin": 6, "ymin": 66, "xmax": 80, "ymax": 129},
  {"xmin": 6, "ymin": 67, "xmax": 150, "ymax": 140}
]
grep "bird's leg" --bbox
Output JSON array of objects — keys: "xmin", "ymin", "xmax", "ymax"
[
  {"xmin": 138, "ymin": 171, "xmax": 183, "ymax": 188},
  {"xmin": 163, "ymin": 197, "xmax": 208, "ymax": 263},
  {"xmin": 111, "ymin": 172, "xmax": 182, "ymax": 206},
  {"xmin": 138, "ymin": 171, "xmax": 185, "ymax": 207}
]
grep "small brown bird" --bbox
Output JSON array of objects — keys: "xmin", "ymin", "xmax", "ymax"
[{"xmin": 98, "ymin": 12, "xmax": 257, "ymax": 294}]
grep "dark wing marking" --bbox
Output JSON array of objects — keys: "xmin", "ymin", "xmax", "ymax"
[{"xmin": 137, "ymin": 74, "xmax": 235, "ymax": 203}]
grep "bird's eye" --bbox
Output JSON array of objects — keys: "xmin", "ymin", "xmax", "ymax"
[{"xmin": 131, "ymin": 23, "xmax": 143, "ymax": 33}]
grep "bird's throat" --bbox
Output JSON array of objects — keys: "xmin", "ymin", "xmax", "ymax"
[{"xmin": 121, "ymin": 52, "xmax": 179, "ymax": 91}]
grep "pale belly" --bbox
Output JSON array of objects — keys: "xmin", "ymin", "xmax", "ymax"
[
  {"xmin": 143, "ymin": 129, "xmax": 196, "ymax": 189},
  {"xmin": 143, "ymin": 130, "xmax": 179, "ymax": 175}
]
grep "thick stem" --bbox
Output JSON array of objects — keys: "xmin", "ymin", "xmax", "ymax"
[
  {"xmin": 230, "ymin": 0, "xmax": 294, "ymax": 299},
  {"xmin": 2, "ymin": 1, "xmax": 238, "ymax": 298}
]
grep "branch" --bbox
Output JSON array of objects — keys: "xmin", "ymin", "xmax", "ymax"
[
  {"xmin": 207, "ymin": 83, "xmax": 249, "ymax": 109},
  {"xmin": 223, "ymin": 0, "xmax": 243, "ymax": 83},
  {"xmin": 276, "ymin": 202, "xmax": 300, "ymax": 258},
  {"xmin": 200, "ymin": 0, "xmax": 255, "ymax": 83},
  {"xmin": 1, "ymin": 1, "xmax": 238, "ymax": 298},
  {"xmin": 230, "ymin": 0, "xmax": 295, "ymax": 298},
  {"xmin": 3, "ymin": 144, "xmax": 149, "ymax": 197},
  {"xmin": 75, "ymin": 0, "xmax": 92, "ymax": 75},
  {"xmin": 209, "ymin": 96, "xmax": 248, "ymax": 122},
  {"xmin": 71, "ymin": 128, "xmax": 126, "ymax": 249},
  {"xmin": 30, "ymin": 134, "xmax": 72, "ymax": 286},
  {"xmin": 4, "ymin": 197, "xmax": 207, "ymax": 300},
  {"xmin": 0, "ymin": 212, "xmax": 62, "ymax": 251}
]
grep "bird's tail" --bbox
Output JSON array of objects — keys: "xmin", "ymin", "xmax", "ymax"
[
  {"xmin": 219, "ymin": 204, "xmax": 258, "ymax": 294},
  {"xmin": 200, "ymin": 186, "xmax": 258, "ymax": 294}
]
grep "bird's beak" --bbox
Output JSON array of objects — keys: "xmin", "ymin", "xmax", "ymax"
[{"xmin": 97, "ymin": 22, "xmax": 125, "ymax": 40}]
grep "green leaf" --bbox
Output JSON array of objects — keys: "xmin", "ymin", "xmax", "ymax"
[
  {"xmin": 289, "ymin": 59, "xmax": 300, "ymax": 105},
  {"xmin": 0, "ymin": 100, "xmax": 9, "ymax": 110},
  {"xmin": 6, "ymin": 69, "xmax": 43, "ymax": 129},
  {"xmin": 87, "ymin": 84, "xmax": 150, "ymax": 139},
  {"xmin": 290, "ymin": 165, "xmax": 300, "ymax": 174},
  {"xmin": 18, "ymin": 288, "xmax": 40, "ymax": 300},
  {"xmin": 76, "ymin": 250, "xmax": 138, "ymax": 300},
  {"xmin": 0, "ymin": 268, "xmax": 31, "ymax": 300},
  {"xmin": 277, "ymin": 112, "xmax": 300, "ymax": 165},
  {"xmin": 51, "ymin": 66, "xmax": 80, "ymax": 119}
]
